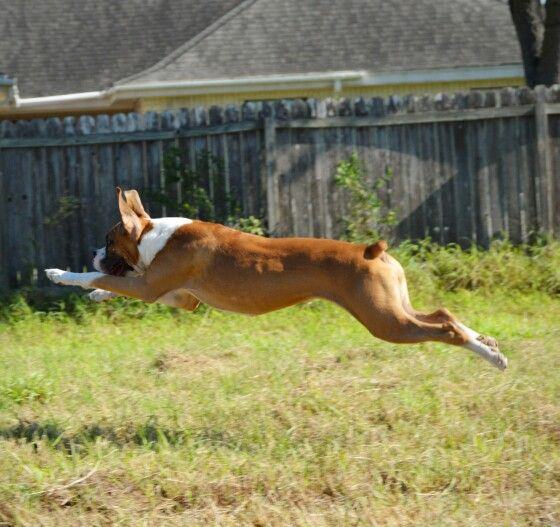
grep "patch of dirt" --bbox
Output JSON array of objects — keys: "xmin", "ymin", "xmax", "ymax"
[
  {"xmin": 0, "ymin": 501, "xmax": 17, "ymax": 526},
  {"xmin": 150, "ymin": 349, "xmax": 233, "ymax": 375},
  {"xmin": 534, "ymin": 403, "xmax": 560, "ymax": 444},
  {"xmin": 38, "ymin": 470, "xmax": 151, "ymax": 512}
]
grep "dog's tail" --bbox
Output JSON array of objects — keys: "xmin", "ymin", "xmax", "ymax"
[{"xmin": 364, "ymin": 239, "xmax": 388, "ymax": 259}]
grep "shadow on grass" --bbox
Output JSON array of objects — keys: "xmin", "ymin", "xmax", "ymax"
[{"xmin": 0, "ymin": 419, "xmax": 236, "ymax": 454}]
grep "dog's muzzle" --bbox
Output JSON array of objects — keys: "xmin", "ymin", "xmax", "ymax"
[{"xmin": 93, "ymin": 247, "xmax": 133, "ymax": 276}]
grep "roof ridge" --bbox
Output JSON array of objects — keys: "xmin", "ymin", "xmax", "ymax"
[{"xmin": 115, "ymin": 0, "xmax": 260, "ymax": 86}]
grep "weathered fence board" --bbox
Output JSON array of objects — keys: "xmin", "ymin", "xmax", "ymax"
[{"xmin": 1, "ymin": 86, "xmax": 560, "ymax": 290}]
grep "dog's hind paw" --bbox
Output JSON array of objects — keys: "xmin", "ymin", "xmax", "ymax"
[
  {"xmin": 489, "ymin": 348, "xmax": 508, "ymax": 371},
  {"xmin": 466, "ymin": 336, "xmax": 508, "ymax": 370},
  {"xmin": 477, "ymin": 334, "xmax": 498, "ymax": 348}
]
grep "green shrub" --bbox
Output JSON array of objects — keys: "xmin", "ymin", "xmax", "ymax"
[
  {"xmin": 228, "ymin": 215, "xmax": 265, "ymax": 236},
  {"xmin": 334, "ymin": 152, "xmax": 396, "ymax": 243},
  {"xmin": 150, "ymin": 147, "xmax": 266, "ymax": 235},
  {"xmin": 0, "ymin": 373, "xmax": 53, "ymax": 407},
  {"xmin": 395, "ymin": 238, "xmax": 560, "ymax": 296}
]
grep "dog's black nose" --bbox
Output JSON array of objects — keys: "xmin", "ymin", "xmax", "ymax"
[{"xmin": 92, "ymin": 250, "xmax": 97, "ymax": 258}]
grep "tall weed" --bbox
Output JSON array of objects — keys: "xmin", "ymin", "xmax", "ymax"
[{"xmin": 334, "ymin": 153, "xmax": 396, "ymax": 242}]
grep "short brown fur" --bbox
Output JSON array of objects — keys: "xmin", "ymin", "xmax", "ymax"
[{"xmin": 93, "ymin": 205, "xmax": 474, "ymax": 349}]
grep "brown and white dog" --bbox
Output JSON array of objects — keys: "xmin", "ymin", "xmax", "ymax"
[{"xmin": 45, "ymin": 188, "xmax": 507, "ymax": 370}]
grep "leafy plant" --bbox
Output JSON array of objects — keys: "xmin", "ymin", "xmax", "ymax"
[
  {"xmin": 397, "ymin": 237, "xmax": 560, "ymax": 295},
  {"xmin": 0, "ymin": 373, "xmax": 53, "ymax": 406},
  {"xmin": 151, "ymin": 147, "xmax": 265, "ymax": 235},
  {"xmin": 44, "ymin": 196, "xmax": 81, "ymax": 226},
  {"xmin": 334, "ymin": 152, "xmax": 396, "ymax": 243},
  {"xmin": 227, "ymin": 215, "xmax": 265, "ymax": 236}
]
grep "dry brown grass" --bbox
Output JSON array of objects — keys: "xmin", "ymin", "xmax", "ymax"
[{"xmin": 1, "ymin": 290, "xmax": 559, "ymax": 526}]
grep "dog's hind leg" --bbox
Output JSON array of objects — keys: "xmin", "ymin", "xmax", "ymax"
[
  {"xmin": 392, "ymin": 260, "xmax": 503, "ymax": 362},
  {"xmin": 340, "ymin": 272, "xmax": 507, "ymax": 369},
  {"xmin": 403, "ymin": 299, "xmax": 501, "ymax": 354},
  {"xmin": 406, "ymin": 306, "xmax": 504, "ymax": 368},
  {"xmin": 89, "ymin": 287, "xmax": 200, "ymax": 312},
  {"xmin": 155, "ymin": 289, "xmax": 200, "ymax": 311},
  {"xmin": 355, "ymin": 302, "xmax": 506, "ymax": 370},
  {"xmin": 348, "ymin": 302, "xmax": 468, "ymax": 347}
]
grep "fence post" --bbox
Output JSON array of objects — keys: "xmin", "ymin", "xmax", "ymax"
[
  {"xmin": 264, "ymin": 116, "xmax": 279, "ymax": 235},
  {"xmin": 534, "ymin": 85, "xmax": 554, "ymax": 234},
  {"xmin": 0, "ymin": 123, "xmax": 7, "ymax": 290}
]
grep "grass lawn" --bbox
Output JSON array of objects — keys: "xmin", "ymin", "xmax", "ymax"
[{"xmin": 0, "ymin": 284, "xmax": 559, "ymax": 526}]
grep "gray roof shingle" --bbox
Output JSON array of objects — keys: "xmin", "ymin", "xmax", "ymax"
[
  {"xmin": 119, "ymin": 0, "xmax": 522, "ymax": 85},
  {"xmin": 0, "ymin": 0, "xmax": 245, "ymax": 97},
  {"xmin": 2, "ymin": 0, "xmax": 522, "ymax": 97}
]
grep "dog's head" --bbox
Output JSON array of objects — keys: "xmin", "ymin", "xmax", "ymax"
[{"xmin": 93, "ymin": 188, "xmax": 152, "ymax": 275}]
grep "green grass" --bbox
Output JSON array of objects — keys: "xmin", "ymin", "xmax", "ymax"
[{"xmin": 1, "ymin": 242, "xmax": 559, "ymax": 526}]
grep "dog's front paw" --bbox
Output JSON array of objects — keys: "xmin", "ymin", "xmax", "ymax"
[
  {"xmin": 45, "ymin": 268, "xmax": 68, "ymax": 285},
  {"xmin": 89, "ymin": 289, "xmax": 116, "ymax": 302}
]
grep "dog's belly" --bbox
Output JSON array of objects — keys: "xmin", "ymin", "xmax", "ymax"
[
  {"xmin": 184, "ymin": 276, "xmax": 318, "ymax": 315},
  {"xmin": 186, "ymin": 286, "xmax": 313, "ymax": 315}
]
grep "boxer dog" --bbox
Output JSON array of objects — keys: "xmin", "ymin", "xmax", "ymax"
[{"xmin": 45, "ymin": 188, "xmax": 507, "ymax": 370}]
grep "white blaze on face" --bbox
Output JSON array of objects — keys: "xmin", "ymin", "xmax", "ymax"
[
  {"xmin": 137, "ymin": 217, "xmax": 192, "ymax": 270},
  {"xmin": 92, "ymin": 247, "xmax": 106, "ymax": 272}
]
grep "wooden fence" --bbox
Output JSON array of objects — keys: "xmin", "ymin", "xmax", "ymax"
[{"xmin": 1, "ymin": 86, "xmax": 559, "ymax": 289}]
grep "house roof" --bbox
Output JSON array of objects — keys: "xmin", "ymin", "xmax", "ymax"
[
  {"xmin": 2, "ymin": 0, "xmax": 522, "ymax": 99},
  {"xmin": 0, "ymin": 0, "xmax": 245, "ymax": 97},
  {"xmin": 118, "ymin": 0, "xmax": 522, "ymax": 86}
]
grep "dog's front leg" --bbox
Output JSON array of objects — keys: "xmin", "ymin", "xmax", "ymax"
[
  {"xmin": 46, "ymin": 270, "xmax": 199, "ymax": 311},
  {"xmin": 45, "ymin": 269, "xmax": 105, "ymax": 290},
  {"xmin": 88, "ymin": 270, "xmax": 142, "ymax": 302},
  {"xmin": 89, "ymin": 289, "xmax": 119, "ymax": 302},
  {"xmin": 45, "ymin": 269, "xmax": 160, "ymax": 303}
]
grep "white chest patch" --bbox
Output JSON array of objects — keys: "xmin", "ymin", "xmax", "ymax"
[{"xmin": 137, "ymin": 217, "xmax": 192, "ymax": 270}]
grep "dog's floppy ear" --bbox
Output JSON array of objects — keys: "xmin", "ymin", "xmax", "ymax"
[
  {"xmin": 124, "ymin": 189, "xmax": 150, "ymax": 219},
  {"xmin": 116, "ymin": 187, "xmax": 150, "ymax": 241}
]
